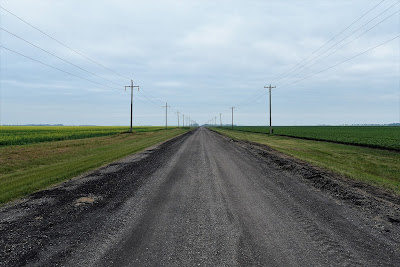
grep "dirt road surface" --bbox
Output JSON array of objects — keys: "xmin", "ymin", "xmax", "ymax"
[{"xmin": 1, "ymin": 127, "xmax": 399, "ymax": 266}]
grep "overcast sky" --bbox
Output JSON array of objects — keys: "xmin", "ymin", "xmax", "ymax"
[{"xmin": 0, "ymin": 0, "xmax": 399, "ymax": 126}]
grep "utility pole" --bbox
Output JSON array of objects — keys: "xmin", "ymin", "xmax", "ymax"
[
  {"xmin": 230, "ymin": 107, "xmax": 235, "ymax": 130},
  {"xmin": 182, "ymin": 114, "xmax": 184, "ymax": 127},
  {"xmin": 215, "ymin": 117, "xmax": 217, "ymax": 127},
  {"xmin": 177, "ymin": 111, "xmax": 180, "ymax": 127},
  {"xmin": 220, "ymin": 113, "xmax": 222, "ymax": 128},
  {"xmin": 264, "ymin": 84, "xmax": 276, "ymax": 135},
  {"xmin": 125, "ymin": 80, "xmax": 139, "ymax": 133},
  {"xmin": 162, "ymin": 103, "xmax": 170, "ymax": 129}
]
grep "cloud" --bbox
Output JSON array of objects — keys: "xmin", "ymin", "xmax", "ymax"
[
  {"xmin": 153, "ymin": 81, "xmax": 186, "ymax": 87},
  {"xmin": 252, "ymin": 40, "xmax": 300, "ymax": 62},
  {"xmin": 379, "ymin": 92, "xmax": 400, "ymax": 101},
  {"xmin": 344, "ymin": 62, "xmax": 395, "ymax": 73},
  {"xmin": 180, "ymin": 17, "xmax": 242, "ymax": 47}
]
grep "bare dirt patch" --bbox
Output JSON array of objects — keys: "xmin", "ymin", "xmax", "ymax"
[{"xmin": 75, "ymin": 195, "xmax": 98, "ymax": 206}]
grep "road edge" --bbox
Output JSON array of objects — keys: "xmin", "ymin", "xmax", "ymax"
[
  {"xmin": 0, "ymin": 128, "xmax": 197, "ymax": 209},
  {"xmin": 208, "ymin": 127, "xmax": 400, "ymax": 226}
]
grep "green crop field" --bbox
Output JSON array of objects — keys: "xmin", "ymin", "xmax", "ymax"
[
  {"xmin": 224, "ymin": 126, "xmax": 400, "ymax": 150},
  {"xmin": 0, "ymin": 126, "xmax": 172, "ymax": 146},
  {"xmin": 0, "ymin": 127, "xmax": 190, "ymax": 204}
]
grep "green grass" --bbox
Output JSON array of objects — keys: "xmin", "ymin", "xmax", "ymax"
[
  {"xmin": 0, "ymin": 128, "xmax": 189, "ymax": 204},
  {"xmin": 225, "ymin": 126, "xmax": 400, "ymax": 150},
  {"xmin": 212, "ymin": 128, "xmax": 400, "ymax": 195},
  {"xmin": 0, "ymin": 126, "xmax": 175, "ymax": 146}
]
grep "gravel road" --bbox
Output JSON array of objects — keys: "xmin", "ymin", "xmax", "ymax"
[{"xmin": 1, "ymin": 127, "xmax": 399, "ymax": 266}]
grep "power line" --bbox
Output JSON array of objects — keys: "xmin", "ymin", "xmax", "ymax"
[
  {"xmin": 140, "ymin": 88, "xmax": 166, "ymax": 104},
  {"xmin": 235, "ymin": 1, "xmax": 397, "ymax": 109},
  {"xmin": 0, "ymin": 26, "xmax": 125, "ymax": 87},
  {"xmin": 277, "ymin": 8, "xmax": 400, "ymax": 87},
  {"xmin": 236, "ymin": 35, "xmax": 399, "ymax": 109},
  {"xmin": 269, "ymin": 0, "xmax": 389, "ymax": 84},
  {"xmin": 0, "ymin": 33, "xmax": 177, "ymax": 119},
  {"xmin": 0, "ymin": 6, "xmax": 189, "ymax": 124},
  {"xmin": 236, "ymin": 90, "xmax": 267, "ymax": 109},
  {"xmin": 137, "ymin": 91, "xmax": 178, "ymax": 116},
  {"xmin": 138, "ymin": 90, "xmax": 165, "ymax": 108},
  {"xmin": 0, "ymin": 45, "xmax": 123, "ymax": 91},
  {"xmin": 275, "ymin": 1, "xmax": 399, "ymax": 86},
  {"xmin": 0, "ymin": 5, "xmax": 130, "ymax": 81},
  {"xmin": 135, "ymin": 94, "xmax": 163, "ymax": 109},
  {"xmin": 139, "ymin": 86, "xmax": 181, "ymax": 114},
  {"xmin": 275, "ymin": 34, "xmax": 400, "ymax": 91}
]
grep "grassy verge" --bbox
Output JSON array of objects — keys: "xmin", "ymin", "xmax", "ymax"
[
  {"xmin": 212, "ymin": 128, "xmax": 400, "ymax": 195},
  {"xmin": 0, "ymin": 128, "xmax": 189, "ymax": 204}
]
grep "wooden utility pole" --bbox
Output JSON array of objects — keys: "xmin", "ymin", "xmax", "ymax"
[
  {"xmin": 230, "ymin": 107, "xmax": 235, "ymax": 130},
  {"xmin": 177, "ymin": 111, "xmax": 180, "ymax": 127},
  {"xmin": 125, "ymin": 80, "xmax": 139, "ymax": 133},
  {"xmin": 220, "ymin": 113, "xmax": 222, "ymax": 128},
  {"xmin": 162, "ymin": 103, "xmax": 170, "ymax": 129},
  {"xmin": 264, "ymin": 84, "xmax": 276, "ymax": 135}
]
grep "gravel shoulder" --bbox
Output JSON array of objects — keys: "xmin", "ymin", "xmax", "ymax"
[{"xmin": 0, "ymin": 127, "xmax": 399, "ymax": 266}]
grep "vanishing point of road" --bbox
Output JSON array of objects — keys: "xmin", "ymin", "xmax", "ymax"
[{"xmin": 1, "ymin": 127, "xmax": 399, "ymax": 266}]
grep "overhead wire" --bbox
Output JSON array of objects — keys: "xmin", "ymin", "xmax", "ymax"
[
  {"xmin": 140, "ymin": 88, "xmax": 166, "ymax": 104},
  {"xmin": 0, "ymin": 45, "xmax": 123, "ymax": 91},
  {"xmin": 138, "ymin": 91, "xmax": 165, "ymax": 108},
  {"xmin": 0, "ymin": 5, "xmax": 130, "ymax": 81},
  {"xmin": 233, "ymin": 0, "xmax": 392, "ymax": 108},
  {"xmin": 270, "ymin": 0, "xmax": 391, "ymax": 84},
  {"xmin": 277, "ymin": 8, "xmax": 400, "ymax": 88},
  {"xmin": 275, "ymin": 34, "xmax": 400, "ymax": 91},
  {"xmin": 1, "ymin": 42, "xmax": 182, "ymax": 118},
  {"xmin": 0, "ymin": 26, "xmax": 125, "ymax": 87},
  {"xmin": 271, "ymin": 1, "xmax": 385, "ymax": 83},
  {"xmin": 276, "ymin": 2, "xmax": 400, "ymax": 87},
  {"xmin": 0, "ymin": 5, "xmax": 187, "ymax": 122},
  {"xmin": 233, "ymin": 34, "xmax": 399, "ymax": 111}
]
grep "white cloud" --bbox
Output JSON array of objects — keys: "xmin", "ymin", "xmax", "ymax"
[
  {"xmin": 180, "ymin": 17, "xmax": 242, "ymax": 47},
  {"xmin": 379, "ymin": 92, "xmax": 400, "ymax": 101},
  {"xmin": 153, "ymin": 81, "xmax": 185, "ymax": 87}
]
